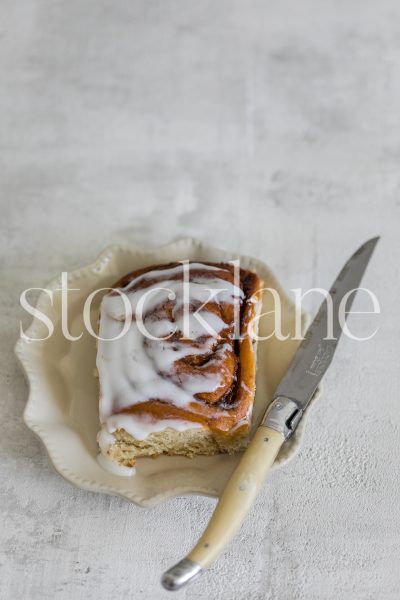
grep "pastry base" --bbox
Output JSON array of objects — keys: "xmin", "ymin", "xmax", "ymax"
[{"xmin": 104, "ymin": 426, "xmax": 250, "ymax": 468}]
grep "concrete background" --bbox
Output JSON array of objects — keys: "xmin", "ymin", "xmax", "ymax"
[{"xmin": 1, "ymin": 1, "xmax": 400, "ymax": 598}]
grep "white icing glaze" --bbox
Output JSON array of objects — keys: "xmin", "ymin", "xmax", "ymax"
[
  {"xmin": 97, "ymin": 428, "xmax": 116, "ymax": 454},
  {"xmin": 98, "ymin": 416, "xmax": 203, "ymax": 444},
  {"xmin": 96, "ymin": 262, "xmax": 244, "ymax": 454}
]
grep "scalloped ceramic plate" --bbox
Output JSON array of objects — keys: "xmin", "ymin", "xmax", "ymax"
[{"xmin": 15, "ymin": 238, "xmax": 318, "ymax": 507}]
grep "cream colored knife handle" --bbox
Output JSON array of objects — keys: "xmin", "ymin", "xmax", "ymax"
[{"xmin": 161, "ymin": 426, "xmax": 284, "ymax": 590}]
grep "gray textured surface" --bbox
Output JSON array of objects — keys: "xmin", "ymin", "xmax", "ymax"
[{"xmin": 2, "ymin": 1, "xmax": 400, "ymax": 598}]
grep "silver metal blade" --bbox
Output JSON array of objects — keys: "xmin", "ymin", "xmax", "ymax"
[{"xmin": 273, "ymin": 237, "xmax": 379, "ymax": 410}]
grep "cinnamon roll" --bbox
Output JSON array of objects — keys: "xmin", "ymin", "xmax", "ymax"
[{"xmin": 96, "ymin": 261, "xmax": 263, "ymax": 470}]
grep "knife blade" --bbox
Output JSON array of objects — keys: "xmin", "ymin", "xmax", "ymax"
[
  {"xmin": 264, "ymin": 236, "xmax": 380, "ymax": 437},
  {"xmin": 274, "ymin": 235, "xmax": 379, "ymax": 410},
  {"xmin": 161, "ymin": 237, "xmax": 379, "ymax": 591}
]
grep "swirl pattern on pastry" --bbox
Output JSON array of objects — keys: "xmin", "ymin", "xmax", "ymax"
[{"xmin": 97, "ymin": 261, "xmax": 263, "ymax": 438}]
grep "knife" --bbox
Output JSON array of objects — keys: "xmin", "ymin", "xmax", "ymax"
[{"xmin": 161, "ymin": 237, "xmax": 379, "ymax": 591}]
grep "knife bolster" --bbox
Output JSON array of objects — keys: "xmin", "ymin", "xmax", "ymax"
[{"xmin": 261, "ymin": 396, "xmax": 303, "ymax": 440}]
